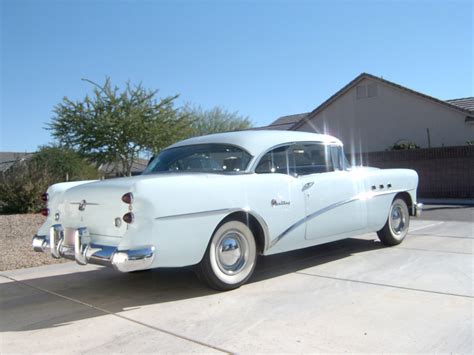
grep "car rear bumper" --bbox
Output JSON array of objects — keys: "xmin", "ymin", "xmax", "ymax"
[{"xmin": 32, "ymin": 224, "xmax": 155, "ymax": 272}]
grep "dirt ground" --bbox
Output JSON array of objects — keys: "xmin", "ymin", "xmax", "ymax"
[{"xmin": 0, "ymin": 214, "xmax": 68, "ymax": 271}]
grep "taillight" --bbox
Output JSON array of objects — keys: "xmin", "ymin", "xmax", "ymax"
[
  {"xmin": 41, "ymin": 193, "xmax": 49, "ymax": 202},
  {"xmin": 41, "ymin": 208, "xmax": 50, "ymax": 217},
  {"xmin": 121, "ymin": 192, "xmax": 133, "ymax": 204},
  {"xmin": 122, "ymin": 212, "xmax": 134, "ymax": 224}
]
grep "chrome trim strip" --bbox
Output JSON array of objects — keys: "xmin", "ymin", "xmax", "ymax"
[
  {"xmin": 269, "ymin": 197, "xmax": 358, "ymax": 249},
  {"xmin": 268, "ymin": 188, "xmax": 406, "ymax": 250},
  {"xmin": 249, "ymin": 140, "xmax": 341, "ymax": 172},
  {"xmin": 155, "ymin": 208, "xmax": 233, "ymax": 220},
  {"xmin": 155, "ymin": 207, "xmax": 271, "ymax": 255},
  {"xmin": 70, "ymin": 202, "xmax": 99, "ymax": 205}
]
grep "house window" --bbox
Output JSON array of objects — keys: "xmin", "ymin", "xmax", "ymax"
[
  {"xmin": 356, "ymin": 85, "xmax": 367, "ymax": 99},
  {"xmin": 368, "ymin": 83, "xmax": 378, "ymax": 97}
]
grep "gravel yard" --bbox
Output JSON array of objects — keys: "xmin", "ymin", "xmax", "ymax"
[{"xmin": 0, "ymin": 214, "xmax": 68, "ymax": 271}]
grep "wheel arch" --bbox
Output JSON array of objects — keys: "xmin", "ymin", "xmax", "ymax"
[
  {"xmin": 215, "ymin": 210, "xmax": 269, "ymax": 255},
  {"xmin": 394, "ymin": 191, "xmax": 414, "ymax": 215}
]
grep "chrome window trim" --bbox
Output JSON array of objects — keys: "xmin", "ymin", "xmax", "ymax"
[
  {"xmin": 250, "ymin": 140, "xmax": 342, "ymax": 176},
  {"xmin": 143, "ymin": 143, "xmax": 254, "ymax": 175}
]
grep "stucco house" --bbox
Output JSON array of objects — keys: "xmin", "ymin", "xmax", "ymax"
[{"xmin": 267, "ymin": 73, "xmax": 474, "ymax": 153}]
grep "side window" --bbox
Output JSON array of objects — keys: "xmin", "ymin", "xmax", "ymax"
[
  {"xmin": 255, "ymin": 145, "xmax": 290, "ymax": 174},
  {"xmin": 255, "ymin": 143, "xmax": 337, "ymax": 176},
  {"xmin": 291, "ymin": 143, "xmax": 334, "ymax": 175}
]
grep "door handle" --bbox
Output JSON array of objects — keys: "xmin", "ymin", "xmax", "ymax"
[{"xmin": 302, "ymin": 182, "xmax": 314, "ymax": 191}]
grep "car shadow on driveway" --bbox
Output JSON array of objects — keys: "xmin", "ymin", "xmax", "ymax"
[{"xmin": 1, "ymin": 237, "xmax": 384, "ymax": 333}]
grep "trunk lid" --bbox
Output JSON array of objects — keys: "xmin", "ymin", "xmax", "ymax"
[{"xmin": 58, "ymin": 178, "xmax": 140, "ymax": 238}]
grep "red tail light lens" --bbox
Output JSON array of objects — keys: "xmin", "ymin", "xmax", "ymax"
[
  {"xmin": 122, "ymin": 212, "xmax": 134, "ymax": 224},
  {"xmin": 41, "ymin": 193, "xmax": 49, "ymax": 202},
  {"xmin": 41, "ymin": 208, "xmax": 50, "ymax": 217},
  {"xmin": 121, "ymin": 192, "xmax": 134, "ymax": 204}
]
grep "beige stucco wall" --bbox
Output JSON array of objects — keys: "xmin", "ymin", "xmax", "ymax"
[{"xmin": 297, "ymin": 78, "xmax": 474, "ymax": 153}]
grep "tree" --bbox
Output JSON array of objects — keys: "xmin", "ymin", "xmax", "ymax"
[
  {"xmin": 183, "ymin": 105, "xmax": 252, "ymax": 136},
  {"xmin": 0, "ymin": 146, "xmax": 98, "ymax": 214},
  {"xmin": 49, "ymin": 78, "xmax": 193, "ymax": 176},
  {"xmin": 31, "ymin": 145, "xmax": 99, "ymax": 182}
]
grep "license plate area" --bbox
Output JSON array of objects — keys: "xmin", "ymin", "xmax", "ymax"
[
  {"xmin": 63, "ymin": 228, "xmax": 77, "ymax": 247},
  {"xmin": 63, "ymin": 227, "xmax": 91, "ymax": 247}
]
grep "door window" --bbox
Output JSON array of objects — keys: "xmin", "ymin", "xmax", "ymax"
[
  {"xmin": 255, "ymin": 143, "xmax": 335, "ymax": 176},
  {"xmin": 255, "ymin": 145, "xmax": 290, "ymax": 174},
  {"xmin": 291, "ymin": 143, "xmax": 333, "ymax": 176}
]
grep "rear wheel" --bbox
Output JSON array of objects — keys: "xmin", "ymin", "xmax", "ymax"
[
  {"xmin": 197, "ymin": 220, "xmax": 257, "ymax": 291},
  {"xmin": 377, "ymin": 198, "xmax": 410, "ymax": 246}
]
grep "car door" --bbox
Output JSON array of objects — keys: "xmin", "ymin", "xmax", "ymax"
[
  {"xmin": 288, "ymin": 143, "xmax": 367, "ymax": 241},
  {"xmin": 251, "ymin": 145, "xmax": 307, "ymax": 253}
]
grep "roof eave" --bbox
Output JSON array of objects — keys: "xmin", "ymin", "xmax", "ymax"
[{"xmin": 291, "ymin": 73, "xmax": 474, "ymax": 130}]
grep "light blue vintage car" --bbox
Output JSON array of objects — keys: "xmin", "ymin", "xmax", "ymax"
[{"xmin": 33, "ymin": 131, "xmax": 422, "ymax": 290}]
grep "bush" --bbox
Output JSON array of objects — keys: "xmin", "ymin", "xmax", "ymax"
[
  {"xmin": 0, "ymin": 146, "xmax": 99, "ymax": 214},
  {"xmin": 390, "ymin": 140, "xmax": 420, "ymax": 150}
]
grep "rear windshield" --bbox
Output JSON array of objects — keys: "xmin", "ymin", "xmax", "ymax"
[{"xmin": 143, "ymin": 144, "xmax": 253, "ymax": 174}]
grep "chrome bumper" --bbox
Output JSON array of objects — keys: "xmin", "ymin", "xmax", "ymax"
[
  {"xmin": 412, "ymin": 203, "xmax": 423, "ymax": 217},
  {"xmin": 32, "ymin": 225, "xmax": 155, "ymax": 272}
]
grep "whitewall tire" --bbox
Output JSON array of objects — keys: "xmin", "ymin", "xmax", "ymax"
[
  {"xmin": 198, "ymin": 220, "xmax": 257, "ymax": 291},
  {"xmin": 377, "ymin": 198, "xmax": 410, "ymax": 246}
]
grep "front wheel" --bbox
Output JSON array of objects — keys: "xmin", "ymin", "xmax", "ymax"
[
  {"xmin": 197, "ymin": 220, "xmax": 257, "ymax": 291},
  {"xmin": 377, "ymin": 198, "xmax": 410, "ymax": 246}
]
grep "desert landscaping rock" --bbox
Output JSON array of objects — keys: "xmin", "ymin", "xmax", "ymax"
[{"xmin": 0, "ymin": 214, "xmax": 69, "ymax": 271}]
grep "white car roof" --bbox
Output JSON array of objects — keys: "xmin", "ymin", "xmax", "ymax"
[{"xmin": 167, "ymin": 130, "xmax": 342, "ymax": 156}]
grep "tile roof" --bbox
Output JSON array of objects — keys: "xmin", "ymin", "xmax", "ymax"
[
  {"xmin": 446, "ymin": 97, "xmax": 474, "ymax": 112},
  {"xmin": 265, "ymin": 113, "xmax": 311, "ymax": 131}
]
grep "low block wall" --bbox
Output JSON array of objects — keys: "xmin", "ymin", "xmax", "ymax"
[{"xmin": 349, "ymin": 146, "xmax": 474, "ymax": 199}]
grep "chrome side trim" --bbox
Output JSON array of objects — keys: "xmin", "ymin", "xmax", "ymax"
[
  {"xmin": 155, "ymin": 208, "xmax": 233, "ymax": 220},
  {"xmin": 268, "ymin": 188, "xmax": 407, "ymax": 250},
  {"xmin": 155, "ymin": 207, "xmax": 271, "ymax": 254},
  {"xmin": 268, "ymin": 197, "xmax": 358, "ymax": 249}
]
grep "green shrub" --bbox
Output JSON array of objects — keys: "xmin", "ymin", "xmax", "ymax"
[
  {"xmin": 0, "ymin": 146, "xmax": 99, "ymax": 214},
  {"xmin": 390, "ymin": 140, "xmax": 420, "ymax": 150}
]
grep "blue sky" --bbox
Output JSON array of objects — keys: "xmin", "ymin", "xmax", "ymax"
[{"xmin": 1, "ymin": 0, "xmax": 472, "ymax": 152}]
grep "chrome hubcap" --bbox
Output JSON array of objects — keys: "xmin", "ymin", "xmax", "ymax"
[
  {"xmin": 216, "ymin": 231, "xmax": 247, "ymax": 275},
  {"xmin": 390, "ymin": 205, "xmax": 406, "ymax": 235}
]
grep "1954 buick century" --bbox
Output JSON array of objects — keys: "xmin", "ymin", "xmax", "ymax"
[{"xmin": 33, "ymin": 130, "xmax": 422, "ymax": 290}]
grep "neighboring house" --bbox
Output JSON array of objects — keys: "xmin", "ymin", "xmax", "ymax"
[
  {"xmin": 268, "ymin": 73, "xmax": 474, "ymax": 153},
  {"xmin": 265, "ymin": 113, "xmax": 310, "ymax": 131},
  {"xmin": 98, "ymin": 158, "xmax": 149, "ymax": 178},
  {"xmin": 0, "ymin": 152, "xmax": 34, "ymax": 174},
  {"xmin": 0, "ymin": 151, "xmax": 148, "ymax": 178}
]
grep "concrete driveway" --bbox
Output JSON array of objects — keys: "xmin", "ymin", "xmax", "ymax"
[{"xmin": 1, "ymin": 216, "xmax": 473, "ymax": 353}]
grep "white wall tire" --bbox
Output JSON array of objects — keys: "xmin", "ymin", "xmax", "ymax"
[
  {"xmin": 377, "ymin": 198, "xmax": 410, "ymax": 246},
  {"xmin": 198, "ymin": 220, "xmax": 257, "ymax": 291}
]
